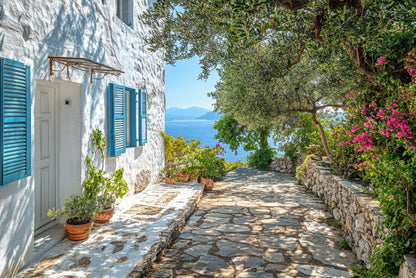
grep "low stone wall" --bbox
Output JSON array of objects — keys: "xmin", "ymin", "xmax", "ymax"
[
  {"xmin": 399, "ymin": 255, "xmax": 416, "ymax": 278},
  {"xmin": 303, "ymin": 160, "xmax": 384, "ymax": 265},
  {"xmin": 269, "ymin": 156, "xmax": 297, "ymax": 173}
]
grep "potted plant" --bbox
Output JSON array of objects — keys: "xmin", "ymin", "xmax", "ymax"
[
  {"xmin": 161, "ymin": 161, "xmax": 178, "ymax": 184},
  {"xmin": 176, "ymin": 154, "xmax": 195, "ymax": 182},
  {"xmin": 83, "ymin": 130, "xmax": 129, "ymax": 223},
  {"xmin": 196, "ymin": 145, "xmax": 226, "ymax": 190},
  {"xmin": 94, "ymin": 168, "xmax": 128, "ymax": 222},
  {"xmin": 47, "ymin": 194, "xmax": 100, "ymax": 241}
]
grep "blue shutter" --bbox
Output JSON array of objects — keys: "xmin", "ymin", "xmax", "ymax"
[
  {"xmin": 139, "ymin": 89, "xmax": 147, "ymax": 145},
  {"xmin": 0, "ymin": 58, "xmax": 31, "ymax": 186},
  {"xmin": 126, "ymin": 88, "xmax": 137, "ymax": 147},
  {"xmin": 108, "ymin": 83, "xmax": 126, "ymax": 156}
]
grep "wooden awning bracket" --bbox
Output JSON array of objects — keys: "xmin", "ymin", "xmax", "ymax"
[{"xmin": 49, "ymin": 56, "xmax": 124, "ymax": 83}]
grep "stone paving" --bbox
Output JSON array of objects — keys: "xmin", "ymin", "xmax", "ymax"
[
  {"xmin": 146, "ymin": 168, "xmax": 360, "ymax": 278},
  {"xmin": 17, "ymin": 182, "xmax": 204, "ymax": 278}
]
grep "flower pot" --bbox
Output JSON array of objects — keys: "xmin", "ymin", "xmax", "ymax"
[
  {"xmin": 200, "ymin": 177, "xmax": 214, "ymax": 191},
  {"xmin": 177, "ymin": 171, "xmax": 191, "ymax": 182},
  {"xmin": 65, "ymin": 220, "xmax": 94, "ymax": 242},
  {"xmin": 165, "ymin": 177, "xmax": 175, "ymax": 184},
  {"xmin": 94, "ymin": 207, "xmax": 115, "ymax": 223},
  {"xmin": 191, "ymin": 173, "xmax": 199, "ymax": 180}
]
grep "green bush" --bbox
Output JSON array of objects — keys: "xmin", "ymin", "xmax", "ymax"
[
  {"xmin": 295, "ymin": 154, "xmax": 314, "ymax": 184},
  {"xmin": 247, "ymin": 146, "xmax": 276, "ymax": 170}
]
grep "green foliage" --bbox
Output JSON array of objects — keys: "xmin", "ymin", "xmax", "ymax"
[
  {"xmin": 338, "ymin": 239, "xmax": 352, "ymax": 250},
  {"xmin": 161, "ymin": 131, "xmax": 201, "ymax": 163},
  {"xmin": 47, "ymin": 195, "xmax": 100, "ymax": 225},
  {"xmin": 83, "ymin": 130, "xmax": 128, "ymax": 208},
  {"xmin": 196, "ymin": 145, "xmax": 226, "ymax": 179},
  {"xmin": 160, "ymin": 161, "xmax": 179, "ymax": 178},
  {"xmin": 295, "ymin": 155, "xmax": 314, "ymax": 184},
  {"xmin": 332, "ymin": 219, "xmax": 342, "ymax": 229},
  {"xmin": 213, "ymin": 115, "xmax": 260, "ymax": 153},
  {"xmin": 247, "ymin": 146, "xmax": 276, "ymax": 170},
  {"xmin": 224, "ymin": 160, "xmax": 247, "ymax": 172}
]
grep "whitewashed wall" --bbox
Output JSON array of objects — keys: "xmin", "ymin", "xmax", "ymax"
[{"xmin": 0, "ymin": 0, "xmax": 165, "ymax": 277}]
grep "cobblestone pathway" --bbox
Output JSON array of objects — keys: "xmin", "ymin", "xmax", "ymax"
[{"xmin": 146, "ymin": 168, "xmax": 359, "ymax": 278}]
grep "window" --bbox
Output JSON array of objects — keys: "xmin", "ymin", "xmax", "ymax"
[
  {"xmin": 0, "ymin": 58, "xmax": 31, "ymax": 186},
  {"xmin": 108, "ymin": 84, "xmax": 137, "ymax": 156},
  {"xmin": 139, "ymin": 89, "xmax": 147, "ymax": 145},
  {"xmin": 116, "ymin": 0, "xmax": 133, "ymax": 27}
]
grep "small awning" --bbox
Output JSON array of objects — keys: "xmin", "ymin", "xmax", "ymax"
[{"xmin": 49, "ymin": 56, "xmax": 124, "ymax": 83}]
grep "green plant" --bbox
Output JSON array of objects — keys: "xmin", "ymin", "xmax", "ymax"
[
  {"xmin": 338, "ymin": 239, "xmax": 352, "ymax": 250},
  {"xmin": 47, "ymin": 195, "xmax": 100, "ymax": 225},
  {"xmin": 247, "ymin": 146, "xmax": 276, "ymax": 170},
  {"xmin": 160, "ymin": 161, "xmax": 179, "ymax": 178},
  {"xmin": 196, "ymin": 145, "xmax": 226, "ymax": 179},
  {"xmin": 332, "ymin": 219, "xmax": 342, "ymax": 229},
  {"xmin": 295, "ymin": 154, "xmax": 314, "ymax": 184},
  {"xmin": 83, "ymin": 129, "xmax": 129, "ymax": 209},
  {"xmin": 224, "ymin": 160, "xmax": 246, "ymax": 172}
]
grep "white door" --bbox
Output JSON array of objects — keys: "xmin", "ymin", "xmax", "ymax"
[{"xmin": 34, "ymin": 85, "xmax": 56, "ymax": 230}]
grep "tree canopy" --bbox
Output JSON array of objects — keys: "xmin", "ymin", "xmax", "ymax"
[{"xmin": 143, "ymin": 0, "xmax": 416, "ymax": 84}]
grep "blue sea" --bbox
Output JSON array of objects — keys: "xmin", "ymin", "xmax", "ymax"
[{"xmin": 165, "ymin": 120, "xmax": 281, "ymax": 162}]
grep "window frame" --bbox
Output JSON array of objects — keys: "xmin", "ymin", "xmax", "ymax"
[
  {"xmin": 116, "ymin": 0, "xmax": 133, "ymax": 27},
  {"xmin": 139, "ymin": 89, "xmax": 147, "ymax": 146}
]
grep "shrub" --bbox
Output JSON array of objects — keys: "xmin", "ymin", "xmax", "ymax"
[{"xmin": 247, "ymin": 146, "xmax": 276, "ymax": 170}]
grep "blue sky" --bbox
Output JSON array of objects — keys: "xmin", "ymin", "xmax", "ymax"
[{"xmin": 165, "ymin": 57, "xmax": 219, "ymax": 110}]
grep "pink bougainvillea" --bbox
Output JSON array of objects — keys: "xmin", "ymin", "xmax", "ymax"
[{"xmin": 376, "ymin": 56, "xmax": 387, "ymax": 66}]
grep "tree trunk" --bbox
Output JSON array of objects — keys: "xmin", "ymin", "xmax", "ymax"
[
  {"xmin": 259, "ymin": 128, "xmax": 269, "ymax": 149},
  {"xmin": 310, "ymin": 112, "xmax": 332, "ymax": 158}
]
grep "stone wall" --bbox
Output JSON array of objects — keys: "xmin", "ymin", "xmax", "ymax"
[
  {"xmin": 269, "ymin": 156, "xmax": 295, "ymax": 173},
  {"xmin": 303, "ymin": 160, "xmax": 384, "ymax": 265},
  {"xmin": 269, "ymin": 156, "xmax": 304, "ymax": 174}
]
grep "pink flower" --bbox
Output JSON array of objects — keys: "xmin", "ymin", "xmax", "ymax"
[
  {"xmin": 380, "ymin": 129, "xmax": 390, "ymax": 137},
  {"xmin": 393, "ymin": 103, "xmax": 399, "ymax": 108},
  {"xmin": 361, "ymin": 110, "xmax": 366, "ymax": 115},
  {"xmin": 376, "ymin": 56, "xmax": 387, "ymax": 66},
  {"xmin": 377, "ymin": 110, "xmax": 386, "ymax": 118},
  {"xmin": 357, "ymin": 148, "xmax": 363, "ymax": 152},
  {"xmin": 365, "ymin": 122, "xmax": 373, "ymax": 128},
  {"xmin": 351, "ymin": 125, "xmax": 361, "ymax": 132},
  {"xmin": 339, "ymin": 142, "xmax": 345, "ymax": 146},
  {"xmin": 346, "ymin": 92, "xmax": 355, "ymax": 99}
]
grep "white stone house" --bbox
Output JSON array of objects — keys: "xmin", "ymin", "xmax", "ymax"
[{"xmin": 0, "ymin": 0, "xmax": 165, "ymax": 277}]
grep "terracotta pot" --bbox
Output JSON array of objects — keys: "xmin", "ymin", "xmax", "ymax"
[
  {"xmin": 165, "ymin": 177, "xmax": 175, "ymax": 184},
  {"xmin": 177, "ymin": 171, "xmax": 191, "ymax": 182},
  {"xmin": 65, "ymin": 220, "xmax": 94, "ymax": 242},
  {"xmin": 191, "ymin": 173, "xmax": 199, "ymax": 180},
  {"xmin": 200, "ymin": 177, "xmax": 214, "ymax": 191},
  {"xmin": 94, "ymin": 207, "xmax": 115, "ymax": 223}
]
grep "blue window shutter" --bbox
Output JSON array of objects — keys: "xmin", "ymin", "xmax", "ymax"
[
  {"xmin": 0, "ymin": 58, "xmax": 31, "ymax": 186},
  {"xmin": 108, "ymin": 83, "xmax": 126, "ymax": 156},
  {"xmin": 139, "ymin": 89, "xmax": 147, "ymax": 145},
  {"xmin": 126, "ymin": 88, "xmax": 136, "ymax": 147}
]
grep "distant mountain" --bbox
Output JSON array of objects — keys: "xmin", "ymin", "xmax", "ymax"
[
  {"xmin": 197, "ymin": 111, "xmax": 221, "ymax": 120},
  {"xmin": 166, "ymin": 106, "xmax": 211, "ymax": 121}
]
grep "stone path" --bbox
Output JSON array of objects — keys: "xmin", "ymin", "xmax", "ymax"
[
  {"xmin": 17, "ymin": 182, "xmax": 204, "ymax": 278},
  {"xmin": 146, "ymin": 168, "xmax": 360, "ymax": 278}
]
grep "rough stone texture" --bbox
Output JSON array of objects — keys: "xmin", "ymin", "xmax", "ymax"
[
  {"xmin": 145, "ymin": 168, "xmax": 359, "ymax": 277},
  {"xmin": 135, "ymin": 170, "xmax": 152, "ymax": 193},
  {"xmin": 0, "ymin": 1, "xmax": 165, "ymax": 277},
  {"xmin": 269, "ymin": 156, "xmax": 303, "ymax": 173},
  {"xmin": 17, "ymin": 182, "xmax": 204, "ymax": 278},
  {"xmin": 399, "ymin": 255, "xmax": 416, "ymax": 278},
  {"xmin": 303, "ymin": 160, "xmax": 384, "ymax": 266}
]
